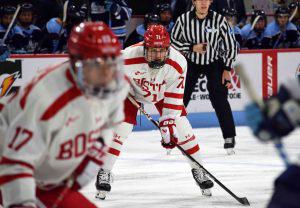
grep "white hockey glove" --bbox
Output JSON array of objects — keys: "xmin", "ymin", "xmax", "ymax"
[{"xmin": 159, "ymin": 116, "xmax": 178, "ymax": 149}]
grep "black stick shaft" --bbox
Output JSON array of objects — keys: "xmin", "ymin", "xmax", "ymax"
[{"xmin": 127, "ymin": 96, "xmax": 250, "ymax": 206}]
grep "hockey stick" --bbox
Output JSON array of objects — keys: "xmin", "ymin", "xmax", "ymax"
[
  {"xmin": 235, "ymin": 64, "xmax": 290, "ymax": 167},
  {"xmin": 0, "ymin": 5, "xmax": 21, "ymax": 45},
  {"xmin": 289, "ymin": 6, "xmax": 298, "ymax": 22},
  {"xmin": 241, "ymin": 15, "xmax": 261, "ymax": 48},
  {"xmin": 127, "ymin": 95, "xmax": 250, "ymax": 206}
]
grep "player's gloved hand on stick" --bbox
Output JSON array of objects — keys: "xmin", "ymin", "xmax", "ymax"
[
  {"xmin": 0, "ymin": 44, "xmax": 10, "ymax": 62},
  {"xmin": 245, "ymin": 86, "xmax": 300, "ymax": 142},
  {"xmin": 159, "ymin": 115, "xmax": 178, "ymax": 149}
]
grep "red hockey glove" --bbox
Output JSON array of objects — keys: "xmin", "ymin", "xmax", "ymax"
[{"xmin": 159, "ymin": 116, "xmax": 178, "ymax": 149}]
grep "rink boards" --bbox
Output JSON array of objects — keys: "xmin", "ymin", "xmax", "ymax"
[{"xmin": 1, "ymin": 49, "xmax": 299, "ymax": 130}]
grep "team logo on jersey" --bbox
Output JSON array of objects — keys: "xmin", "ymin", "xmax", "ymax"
[
  {"xmin": 228, "ymin": 69, "xmax": 241, "ymax": 91},
  {"xmin": 0, "ymin": 60, "xmax": 22, "ymax": 97}
]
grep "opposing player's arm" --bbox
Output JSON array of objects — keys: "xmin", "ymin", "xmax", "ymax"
[{"xmin": 0, "ymin": 100, "xmax": 47, "ymax": 207}]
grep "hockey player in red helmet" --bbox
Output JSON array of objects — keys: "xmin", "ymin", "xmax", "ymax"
[
  {"xmin": 95, "ymin": 24, "xmax": 214, "ymax": 200},
  {"xmin": 143, "ymin": 23, "xmax": 171, "ymax": 69},
  {"xmin": 68, "ymin": 21, "xmax": 126, "ymax": 100},
  {"xmin": 0, "ymin": 22, "xmax": 129, "ymax": 207}
]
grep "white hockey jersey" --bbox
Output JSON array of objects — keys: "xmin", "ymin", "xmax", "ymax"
[
  {"xmin": 123, "ymin": 43, "xmax": 188, "ymax": 117},
  {"xmin": 0, "ymin": 61, "xmax": 129, "ymax": 206}
]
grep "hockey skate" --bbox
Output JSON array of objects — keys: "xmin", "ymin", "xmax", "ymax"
[
  {"xmin": 95, "ymin": 169, "xmax": 113, "ymax": 200},
  {"xmin": 191, "ymin": 168, "xmax": 214, "ymax": 196},
  {"xmin": 224, "ymin": 137, "xmax": 235, "ymax": 155}
]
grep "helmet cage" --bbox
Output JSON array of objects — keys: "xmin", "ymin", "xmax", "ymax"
[
  {"xmin": 144, "ymin": 45, "xmax": 170, "ymax": 69},
  {"xmin": 73, "ymin": 56, "xmax": 123, "ymax": 100}
]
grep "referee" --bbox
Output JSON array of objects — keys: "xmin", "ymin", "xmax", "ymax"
[{"xmin": 171, "ymin": 0, "xmax": 238, "ymax": 155}]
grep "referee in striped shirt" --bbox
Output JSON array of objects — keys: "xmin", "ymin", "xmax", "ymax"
[{"xmin": 171, "ymin": 0, "xmax": 238, "ymax": 154}]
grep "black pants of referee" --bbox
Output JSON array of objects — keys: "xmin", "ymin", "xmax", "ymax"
[{"xmin": 184, "ymin": 59, "xmax": 236, "ymax": 139}]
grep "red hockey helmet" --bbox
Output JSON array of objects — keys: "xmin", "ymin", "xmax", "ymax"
[
  {"xmin": 68, "ymin": 21, "xmax": 121, "ymax": 59},
  {"xmin": 144, "ymin": 24, "xmax": 170, "ymax": 69},
  {"xmin": 68, "ymin": 22, "xmax": 124, "ymax": 100}
]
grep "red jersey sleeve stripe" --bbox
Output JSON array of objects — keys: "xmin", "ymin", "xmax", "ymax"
[
  {"xmin": 164, "ymin": 92, "xmax": 184, "ymax": 99},
  {"xmin": 40, "ymin": 86, "xmax": 82, "ymax": 121},
  {"xmin": 166, "ymin": 59, "xmax": 183, "ymax": 74},
  {"xmin": 108, "ymin": 147, "xmax": 121, "ymax": 156},
  {"xmin": 124, "ymin": 57, "xmax": 147, "ymax": 65},
  {"xmin": 0, "ymin": 173, "xmax": 33, "ymax": 186},
  {"xmin": 0, "ymin": 157, "xmax": 34, "ymax": 170},
  {"xmin": 164, "ymin": 103, "xmax": 183, "ymax": 111},
  {"xmin": 0, "ymin": 103, "xmax": 4, "ymax": 112}
]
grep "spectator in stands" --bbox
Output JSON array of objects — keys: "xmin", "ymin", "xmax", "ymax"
[
  {"xmin": 36, "ymin": 2, "xmax": 87, "ymax": 53},
  {"xmin": 90, "ymin": 0, "xmax": 132, "ymax": 47},
  {"xmin": 221, "ymin": 8, "xmax": 242, "ymax": 47},
  {"xmin": 154, "ymin": 3, "xmax": 175, "ymax": 33},
  {"xmin": 241, "ymin": 9, "xmax": 267, "ymax": 49},
  {"xmin": 0, "ymin": 5, "xmax": 26, "ymax": 53},
  {"xmin": 210, "ymin": 0, "xmax": 246, "ymax": 28},
  {"xmin": 124, "ymin": 13, "xmax": 160, "ymax": 48},
  {"xmin": 263, "ymin": 6, "xmax": 299, "ymax": 48},
  {"xmin": 15, "ymin": 3, "xmax": 42, "ymax": 54}
]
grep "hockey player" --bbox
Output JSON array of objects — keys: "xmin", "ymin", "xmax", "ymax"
[
  {"xmin": 95, "ymin": 24, "xmax": 214, "ymax": 200},
  {"xmin": 154, "ymin": 3, "xmax": 175, "ymax": 34},
  {"xmin": 245, "ymin": 78, "xmax": 300, "ymax": 208},
  {"xmin": 15, "ymin": 3, "xmax": 42, "ymax": 53},
  {"xmin": 36, "ymin": 3, "xmax": 88, "ymax": 53},
  {"xmin": 263, "ymin": 6, "xmax": 298, "ymax": 49},
  {"xmin": 124, "ymin": 13, "xmax": 160, "ymax": 48},
  {"xmin": 0, "ymin": 22, "xmax": 129, "ymax": 208},
  {"xmin": 90, "ymin": 0, "xmax": 132, "ymax": 47},
  {"xmin": 241, "ymin": 9, "xmax": 267, "ymax": 49},
  {"xmin": 0, "ymin": 5, "xmax": 26, "ymax": 52},
  {"xmin": 221, "ymin": 8, "xmax": 242, "ymax": 47}
]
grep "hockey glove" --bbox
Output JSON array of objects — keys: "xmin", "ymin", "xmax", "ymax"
[
  {"xmin": 0, "ymin": 44, "xmax": 10, "ymax": 62},
  {"xmin": 245, "ymin": 86, "xmax": 300, "ymax": 142},
  {"xmin": 159, "ymin": 116, "xmax": 178, "ymax": 149}
]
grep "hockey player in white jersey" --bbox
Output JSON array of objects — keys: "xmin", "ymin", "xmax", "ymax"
[
  {"xmin": 0, "ymin": 22, "xmax": 129, "ymax": 208},
  {"xmin": 95, "ymin": 24, "xmax": 214, "ymax": 200}
]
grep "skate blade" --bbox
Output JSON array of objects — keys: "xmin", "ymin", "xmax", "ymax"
[
  {"xmin": 95, "ymin": 191, "xmax": 107, "ymax": 200},
  {"xmin": 226, "ymin": 148, "xmax": 235, "ymax": 155},
  {"xmin": 202, "ymin": 188, "xmax": 212, "ymax": 197}
]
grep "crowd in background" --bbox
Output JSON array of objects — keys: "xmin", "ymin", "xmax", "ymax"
[{"xmin": 0, "ymin": 0, "xmax": 299, "ymax": 59}]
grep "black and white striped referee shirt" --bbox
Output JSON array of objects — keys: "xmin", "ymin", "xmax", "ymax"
[{"xmin": 171, "ymin": 9, "xmax": 237, "ymax": 70}]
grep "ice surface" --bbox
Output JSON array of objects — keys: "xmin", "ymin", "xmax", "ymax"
[{"xmin": 81, "ymin": 127, "xmax": 300, "ymax": 208}]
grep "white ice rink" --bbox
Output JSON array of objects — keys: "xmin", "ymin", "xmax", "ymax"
[{"xmin": 82, "ymin": 127, "xmax": 300, "ymax": 208}]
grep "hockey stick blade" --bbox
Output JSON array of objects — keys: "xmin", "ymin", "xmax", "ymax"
[
  {"xmin": 239, "ymin": 197, "xmax": 250, "ymax": 206},
  {"xmin": 175, "ymin": 144, "xmax": 250, "ymax": 206},
  {"xmin": 128, "ymin": 95, "xmax": 250, "ymax": 206}
]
